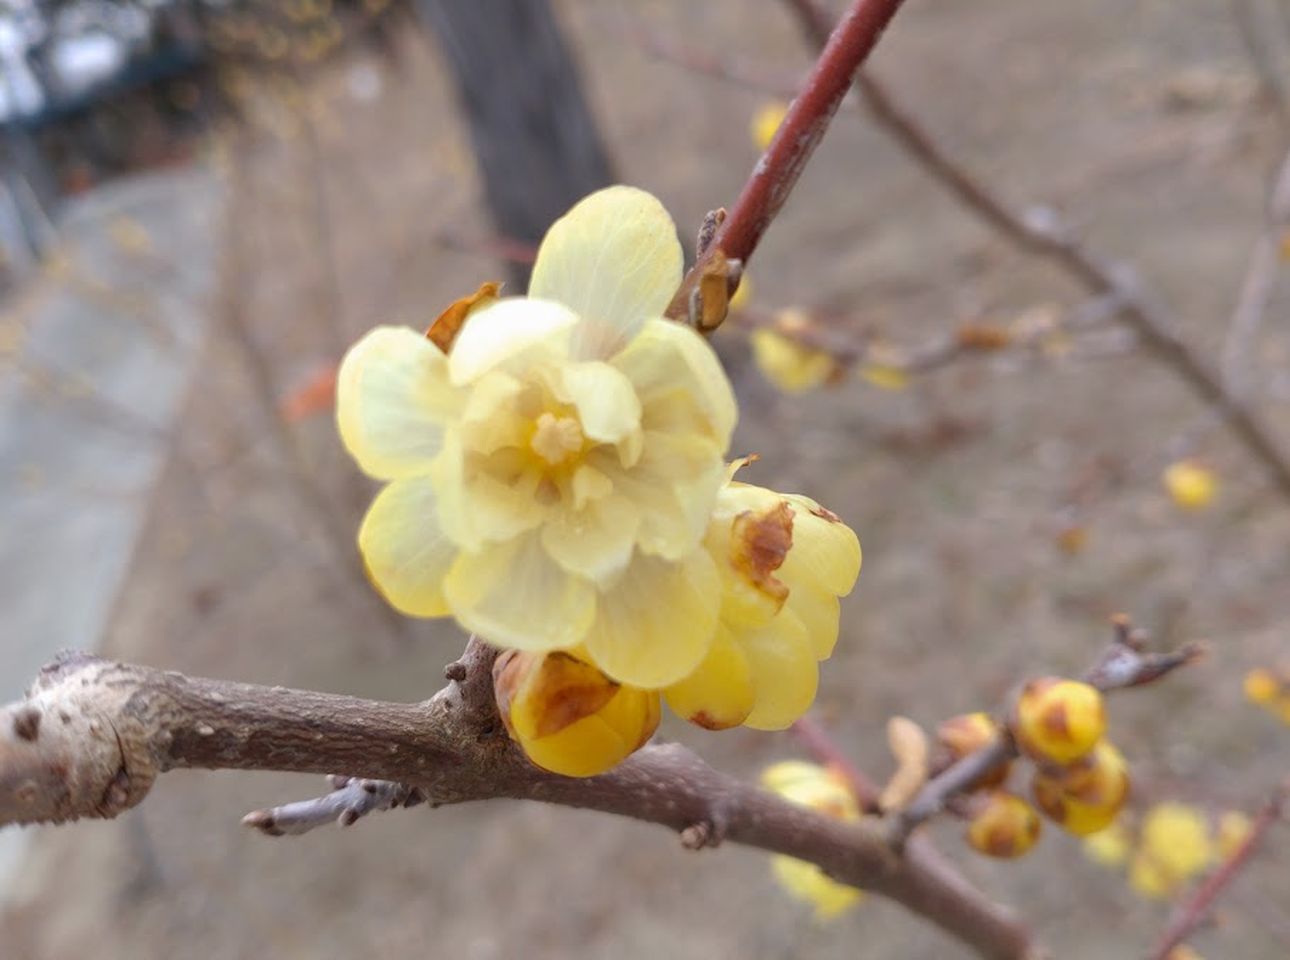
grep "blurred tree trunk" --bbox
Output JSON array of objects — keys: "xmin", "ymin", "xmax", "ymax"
[{"xmin": 415, "ymin": 0, "xmax": 615, "ymax": 287}]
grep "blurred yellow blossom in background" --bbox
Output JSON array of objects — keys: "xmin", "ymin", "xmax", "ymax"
[
  {"xmin": 750, "ymin": 99, "xmax": 789, "ymax": 151},
  {"xmin": 1163, "ymin": 459, "xmax": 1218, "ymax": 511}
]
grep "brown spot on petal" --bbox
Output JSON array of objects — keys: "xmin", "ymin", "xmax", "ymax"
[
  {"xmin": 687, "ymin": 710, "xmax": 737, "ymax": 731},
  {"xmin": 426, "ymin": 280, "xmax": 503, "ymax": 352},
  {"xmin": 809, "ymin": 505, "xmax": 843, "ymax": 524},
  {"xmin": 730, "ymin": 501, "xmax": 794, "ymax": 605},
  {"xmin": 527, "ymin": 652, "xmax": 619, "ymax": 738}
]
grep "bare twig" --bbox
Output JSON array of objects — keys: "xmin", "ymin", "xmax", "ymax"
[
  {"xmin": 243, "ymin": 776, "xmax": 426, "ymax": 836},
  {"xmin": 789, "ymin": 714, "xmax": 882, "ymax": 812},
  {"xmin": 890, "ymin": 618, "xmax": 1204, "ymax": 845},
  {"xmin": 0, "ymin": 644, "xmax": 1040, "ymax": 960},
  {"xmin": 1220, "ymin": 144, "xmax": 1290, "ymax": 397},
  {"xmin": 1149, "ymin": 783, "xmax": 1288, "ymax": 960},
  {"xmin": 663, "ymin": 0, "xmax": 912, "ymax": 323},
  {"xmin": 1232, "ymin": 0, "xmax": 1290, "ymax": 128}
]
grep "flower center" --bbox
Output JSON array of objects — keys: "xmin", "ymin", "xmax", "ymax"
[{"xmin": 530, "ymin": 411, "xmax": 585, "ymax": 466}]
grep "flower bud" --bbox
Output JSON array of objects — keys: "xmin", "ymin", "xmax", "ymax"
[
  {"xmin": 1140, "ymin": 802, "xmax": 1212, "ymax": 881},
  {"xmin": 936, "ymin": 712, "xmax": 1009, "ymax": 789},
  {"xmin": 1013, "ymin": 678, "xmax": 1106, "ymax": 765},
  {"xmin": 1163, "ymin": 459, "xmax": 1218, "ymax": 511},
  {"xmin": 493, "ymin": 649, "xmax": 660, "ymax": 778},
  {"xmin": 1031, "ymin": 741, "xmax": 1129, "ymax": 836},
  {"xmin": 965, "ymin": 792, "xmax": 1042, "ymax": 859},
  {"xmin": 1242, "ymin": 667, "xmax": 1281, "ymax": 706}
]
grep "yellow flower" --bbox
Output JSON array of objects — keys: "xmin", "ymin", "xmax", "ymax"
[
  {"xmin": 761, "ymin": 761, "xmax": 864, "ymax": 919},
  {"xmin": 1031, "ymin": 741, "xmax": 1129, "ymax": 836},
  {"xmin": 1163, "ymin": 459, "xmax": 1218, "ymax": 511},
  {"xmin": 1083, "ymin": 819, "xmax": 1132, "ymax": 868},
  {"xmin": 936, "ymin": 712, "xmax": 1009, "ymax": 789},
  {"xmin": 1013, "ymin": 678, "xmax": 1106, "ymax": 765},
  {"xmin": 750, "ymin": 99, "xmax": 789, "ymax": 151},
  {"xmin": 965, "ymin": 791, "xmax": 1042, "ymax": 859},
  {"xmin": 858, "ymin": 364, "xmax": 909, "ymax": 391},
  {"xmin": 665, "ymin": 478, "xmax": 861, "ymax": 730},
  {"xmin": 493, "ymin": 648, "xmax": 660, "ymax": 778},
  {"xmin": 749, "ymin": 312, "xmax": 836, "ymax": 394},
  {"xmin": 1140, "ymin": 802, "xmax": 1213, "ymax": 881},
  {"xmin": 338, "ymin": 187, "xmax": 737, "ymax": 688},
  {"xmin": 1243, "ymin": 667, "xmax": 1281, "ymax": 705}
]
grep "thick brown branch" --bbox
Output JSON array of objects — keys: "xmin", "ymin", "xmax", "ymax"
[
  {"xmin": 664, "ymin": 0, "xmax": 911, "ymax": 323},
  {"xmin": 0, "ymin": 646, "xmax": 1039, "ymax": 960}
]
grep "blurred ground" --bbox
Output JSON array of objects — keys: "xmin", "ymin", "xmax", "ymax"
[{"xmin": 2, "ymin": 1, "xmax": 1289, "ymax": 958}]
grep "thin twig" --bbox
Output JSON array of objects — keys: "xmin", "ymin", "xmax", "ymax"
[
  {"xmin": 1149, "ymin": 783, "xmax": 1288, "ymax": 960},
  {"xmin": 663, "ymin": 0, "xmax": 912, "ymax": 322},
  {"xmin": 891, "ymin": 617, "xmax": 1205, "ymax": 845},
  {"xmin": 243, "ymin": 776, "xmax": 425, "ymax": 836},
  {"xmin": 1220, "ymin": 144, "xmax": 1290, "ymax": 398},
  {"xmin": 789, "ymin": 714, "xmax": 882, "ymax": 811}
]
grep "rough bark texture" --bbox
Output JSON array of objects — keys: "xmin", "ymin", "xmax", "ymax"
[
  {"xmin": 416, "ymin": 0, "xmax": 615, "ymax": 288},
  {"xmin": 0, "ymin": 643, "xmax": 1041, "ymax": 960}
]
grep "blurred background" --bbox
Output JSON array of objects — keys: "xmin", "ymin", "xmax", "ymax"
[{"xmin": 0, "ymin": 0, "xmax": 1288, "ymax": 957}]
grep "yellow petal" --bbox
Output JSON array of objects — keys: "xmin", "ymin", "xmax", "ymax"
[
  {"xmin": 1141, "ymin": 803, "xmax": 1213, "ymax": 880},
  {"xmin": 590, "ymin": 432, "xmax": 726, "ymax": 559},
  {"xmin": 516, "ymin": 683, "xmax": 661, "ymax": 778},
  {"xmin": 541, "ymin": 494, "xmax": 641, "ymax": 585},
  {"xmin": 613, "ymin": 318, "xmax": 737, "ymax": 447},
  {"xmin": 740, "ymin": 609, "xmax": 819, "ymax": 730},
  {"xmin": 336, "ymin": 326, "xmax": 460, "ymax": 480},
  {"xmin": 547, "ymin": 360, "xmax": 642, "ymax": 448},
  {"xmin": 761, "ymin": 761, "xmax": 832, "ymax": 794},
  {"xmin": 429, "ymin": 432, "xmax": 546, "ymax": 548},
  {"xmin": 770, "ymin": 855, "xmax": 863, "ymax": 920},
  {"xmin": 1082, "ymin": 820, "xmax": 1132, "ymax": 868},
  {"xmin": 664, "ymin": 627, "xmax": 755, "ymax": 729},
  {"xmin": 457, "ymin": 370, "xmax": 530, "ymax": 454},
  {"xmin": 782, "ymin": 582, "xmax": 842, "ymax": 660},
  {"xmin": 583, "ymin": 549, "xmax": 720, "ymax": 688},
  {"xmin": 750, "ymin": 327, "xmax": 835, "ymax": 394},
  {"xmin": 443, "ymin": 531, "xmax": 595, "ymax": 651},
  {"xmin": 357, "ymin": 477, "xmax": 457, "ymax": 617},
  {"xmin": 780, "ymin": 495, "xmax": 862, "ymax": 597},
  {"xmin": 529, "ymin": 186, "xmax": 683, "ymax": 360},
  {"xmin": 447, "ymin": 296, "xmax": 577, "ymax": 384}
]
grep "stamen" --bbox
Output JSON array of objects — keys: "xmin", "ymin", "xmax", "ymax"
[{"xmin": 530, "ymin": 412, "xmax": 584, "ymax": 465}]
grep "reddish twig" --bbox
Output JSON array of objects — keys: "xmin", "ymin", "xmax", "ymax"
[
  {"xmin": 663, "ymin": 0, "xmax": 911, "ymax": 322},
  {"xmin": 1149, "ymin": 784, "xmax": 1288, "ymax": 960},
  {"xmin": 789, "ymin": 714, "xmax": 882, "ymax": 812}
]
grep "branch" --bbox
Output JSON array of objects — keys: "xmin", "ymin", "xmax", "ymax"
[
  {"xmin": 0, "ymin": 645, "xmax": 1041, "ymax": 960},
  {"xmin": 1149, "ymin": 783, "xmax": 1288, "ymax": 960},
  {"xmin": 891, "ymin": 618, "xmax": 1205, "ymax": 845},
  {"xmin": 663, "ymin": 0, "xmax": 911, "ymax": 322},
  {"xmin": 780, "ymin": 0, "xmax": 1290, "ymax": 505},
  {"xmin": 243, "ymin": 776, "xmax": 426, "ymax": 836}
]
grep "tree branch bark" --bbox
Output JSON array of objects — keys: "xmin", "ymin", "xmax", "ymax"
[{"xmin": 0, "ymin": 643, "xmax": 1041, "ymax": 960}]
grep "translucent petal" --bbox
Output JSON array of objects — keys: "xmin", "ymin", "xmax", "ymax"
[
  {"xmin": 429, "ymin": 431, "xmax": 546, "ymax": 548},
  {"xmin": 357, "ymin": 477, "xmax": 456, "ymax": 617},
  {"xmin": 583, "ymin": 549, "xmax": 720, "ymax": 688},
  {"xmin": 612, "ymin": 319, "xmax": 736, "ymax": 447},
  {"xmin": 663, "ymin": 627, "xmax": 755, "ymax": 729},
  {"xmin": 780, "ymin": 494, "xmax": 862, "ymax": 597},
  {"xmin": 529, "ymin": 186, "xmax": 683, "ymax": 360},
  {"xmin": 590, "ymin": 432, "xmax": 726, "ymax": 559},
  {"xmin": 448, "ymin": 297, "xmax": 577, "ymax": 384},
  {"xmin": 458, "ymin": 370, "xmax": 529, "ymax": 455},
  {"xmin": 443, "ymin": 531, "xmax": 595, "ymax": 651},
  {"xmin": 541, "ymin": 494, "xmax": 641, "ymax": 585},
  {"xmin": 547, "ymin": 360, "xmax": 642, "ymax": 447},
  {"xmin": 336, "ymin": 326, "xmax": 460, "ymax": 480},
  {"xmin": 783, "ymin": 581, "xmax": 842, "ymax": 660},
  {"xmin": 740, "ymin": 609, "xmax": 819, "ymax": 730}
]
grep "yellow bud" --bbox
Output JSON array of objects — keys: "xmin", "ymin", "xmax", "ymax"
[
  {"xmin": 1140, "ymin": 802, "xmax": 1212, "ymax": 881},
  {"xmin": 1013, "ymin": 678, "xmax": 1106, "ymax": 765},
  {"xmin": 1163, "ymin": 459, "xmax": 1218, "ymax": 511},
  {"xmin": 936, "ymin": 712, "xmax": 1010, "ymax": 789},
  {"xmin": 664, "ymin": 630, "xmax": 756, "ymax": 730},
  {"xmin": 750, "ymin": 100, "xmax": 789, "ymax": 151},
  {"xmin": 493, "ymin": 650, "xmax": 660, "ymax": 778},
  {"xmin": 965, "ymin": 791, "xmax": 1042, "ymax": 859},
  {"xmin": 1243, "ymin": 667, "xmax": 1281, "ymax": 705},
  {"xmin": 1215, "ymin": 810, "xmax": 1253, "ymax": 860},
  {"xmin": 1082, "ymin": 819, "xmax": 1132, "ymax": 868},
  {"xmin": 750, "ymin": 326, "xmax": 836, "ymax": 394},
  {"xmin": 1031, "ymin": 741, "xmax": 1129, "ymax": 836}
]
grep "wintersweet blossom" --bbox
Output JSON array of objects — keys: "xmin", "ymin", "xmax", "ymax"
[
  {"xmin": 337, "ymin": 186, "xmax": 736, "ymax": 688},
  {"xmin": 760, "ymin": 761, "xmax": 864, "ymax": 919},
  {"xmin": 664, "ymin": 474, "xmax": 861, "ymax": 730}
]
